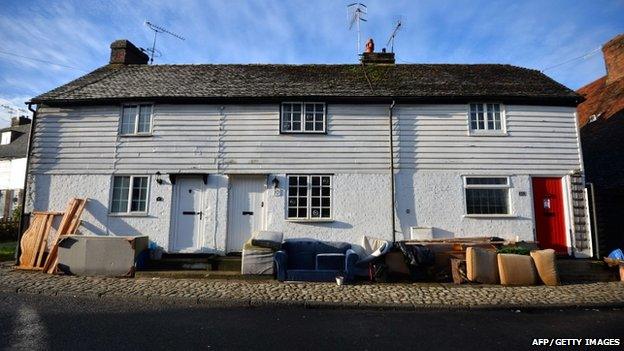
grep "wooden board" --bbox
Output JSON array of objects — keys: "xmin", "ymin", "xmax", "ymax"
[
  {"xmin": 18, "ymin": 213, "xmax": 56, "ymax": 269},
  {"xmin": 43, "ymin": 198, "xmax": 87, "ymax": 274}
]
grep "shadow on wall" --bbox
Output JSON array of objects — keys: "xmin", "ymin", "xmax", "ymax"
[
  {"xmin": 292, "ymin": 221, "xmax": 353, "ymax": 230},
  {"xmin": 82, "ymin": 199, "xmax": 143, "ymax": 237}
]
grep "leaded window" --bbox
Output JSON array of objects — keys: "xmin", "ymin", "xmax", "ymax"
[{"xmin": 287, "ymin": 175, "xmax": 332, "ymax": 220}]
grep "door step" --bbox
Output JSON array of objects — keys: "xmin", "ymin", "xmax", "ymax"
[
  {"xmin": 557, "ymin": 259, "xmax": 619, "ymax": 282},
  {"xmin": 141, "ymin": 254, "xmax": 241, "ymax": 272}
]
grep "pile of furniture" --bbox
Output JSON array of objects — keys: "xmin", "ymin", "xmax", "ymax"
[
  {"xmin": 462, "ymin": 247, "xmax": 560, "ymax": 286},
  {"xmin": 17, "ymin": 198, "xmax": 87, "ymax": 274}
]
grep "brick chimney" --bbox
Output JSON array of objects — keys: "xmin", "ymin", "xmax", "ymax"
[
  {"xmin": 360, "ymin": 39, "xmax": 395, "ymax": 65},
  {"xmin": 109, "ymin": 39, "xmax": 149, "ymax": 65},
  {"xmin": 603, "ymin": 33, "xmax": 624, "ymax": 84},
  {"xmin": 11, "ymin": 116, "xmax": 30, "ymax": 126}
]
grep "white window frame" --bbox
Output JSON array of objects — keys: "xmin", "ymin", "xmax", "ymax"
[
  {"xmin": 467, "ymin": 103, "xmax": 506, "ymax": 135},
  {"xmin": 109, "ymin": 175, "xmax": 150, "ymax": 215},
  {"xmin": 119, "ymin": 104, "xmax": 153, "ymax": 136},
  {"xmin": 280, "ymin": 102, "xmax": 326, "ymax": 134},
  {"xmin": 462, "ymin": 176, "xmax": 513, "ymax": 217},
  {"xmin": 286, "ymin": 174, "xmax": 333, "ymax": 221},
  {"xmin": 1, "ymin": 131, "xmax": 12, "ymax": 145}
]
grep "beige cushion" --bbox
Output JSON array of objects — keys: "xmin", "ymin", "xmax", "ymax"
[
  {"xmin": 530, "ymin": 249, "xmax": 560, "ymax": 286},
  {"xmin": 497, "ymin": 254, "xmax": 538, "ymax": 286},
  {"xmin": 466, "ymin": 247, "xmax": 499, "ymax": 284}
]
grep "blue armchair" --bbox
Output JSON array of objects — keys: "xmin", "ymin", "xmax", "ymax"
[{"xmin": 274, "ymin": 240, "xmax": 359, "ymax": 282}]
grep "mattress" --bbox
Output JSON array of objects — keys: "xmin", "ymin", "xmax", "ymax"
[{"xmin": 241, "ymin": 241, "xmax": 275, "ymax": 275}]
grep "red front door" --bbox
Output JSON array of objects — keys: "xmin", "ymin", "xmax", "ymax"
[{"xmin": 532, "ymin": 177, "xmax": 568, "ymax": 254}]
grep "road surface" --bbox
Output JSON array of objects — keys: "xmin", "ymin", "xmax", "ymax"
[{"xmin": 0, "ymin": 292, "xmax": 622, "ymax": 350}]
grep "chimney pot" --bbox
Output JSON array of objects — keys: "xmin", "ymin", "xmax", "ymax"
[
  {"xmin": 603, "ymin": 33, "xmax": 624, "ymax": 84},
  {"xmin": 109, "ymin": 39, "xmax": 149, "ymax": 65},
  {"xmin": 365, "ymin": 38, "xmax": 375, "ymax": 53}
]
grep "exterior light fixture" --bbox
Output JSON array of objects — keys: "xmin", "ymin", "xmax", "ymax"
[
  {"xmin": 272, "ymin": 177, "xmax": 279, "ymax": 189},
  {"xmin": 155, "ymin": 171, "xmax": 163, "ymax": 184}
]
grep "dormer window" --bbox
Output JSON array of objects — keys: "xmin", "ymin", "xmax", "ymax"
[
  {"xmin": 281, "ymin": 102, "xmax": 326, "ymax": 133},
  {"xmin": 120, "ymin": 104, "xmax": 153, "ymax": 135},
  {"xmin": 469, "ymin": 103, "xmax": 505, "ymax": 134},
  {"xmin": 1, "ymin": 131, "xmax": 12, "ymax": 145}
]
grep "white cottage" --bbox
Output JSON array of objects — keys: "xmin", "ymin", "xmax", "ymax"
[{"xmin": 25, "ymin": 40, "xmax": 592, "ymax": 257}]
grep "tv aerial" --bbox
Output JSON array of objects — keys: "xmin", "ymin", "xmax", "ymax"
[
  {"xmin": 347, "ymin": 3, "xmax": 367, "ymax": 55},
  {"xmin": 144, "ymin": 20, "xmax": 185, "ymax": 64},
  {"xmin": 386, "ymin": 19, "xmax": 402, "ymax": 53}
]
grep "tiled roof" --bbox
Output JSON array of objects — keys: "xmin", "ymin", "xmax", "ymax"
[
  {"xmin": 577, "ymin": 76, "xmax": 624, "ymax": 126},
  {"xmin": 31, "ymin": 63, "xmax": 581, "ymax": 105},
  {"xmin": 0, "ymin": 124, "xmax": 30, "ymax": 159}
]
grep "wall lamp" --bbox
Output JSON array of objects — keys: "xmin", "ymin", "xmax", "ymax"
[
  {"xmin": 155, "ymin": 171, "xmax": 163, "ymax": 184},
  {"xmin": 271, "ymin": 177, "xmax": 280, "ymax": 189}
]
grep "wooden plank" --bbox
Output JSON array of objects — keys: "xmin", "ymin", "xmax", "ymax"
[
  {"xmin": 43, "ymin": 198, "xmax": 87, "ymax": 274},
  {"xmin": 18, "ymin": 214, "xmax": 45, "ymax": 268},
  {"xmin": 35, "ymin": 215, "xmax": 54, "ymax": 268}
]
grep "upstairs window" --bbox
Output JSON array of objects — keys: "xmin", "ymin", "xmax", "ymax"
[
  {"xmin": 464, "ymin": 176, "xmax": 510, "ymax": 215},
  {"xmin": 281, "ymin": 102, "xmax": 326, "ymax": 133},
  {"xmin": 287, "ymin": 175, "xmax": 332, "ymax": 220},
  {"xmin": 120, "ymin": 104, "xmax": 152, "ymax": 135},
  {"xmin": 469, "ymin": 103, "xmax": 504, "ymax": 133},
  {"xmin": 110, "ymin": 175, "xmax": 149, "ymax": 213},
  {"xmin": 1, "ymin": 131, "xmax": 12, "ymax": 145}
]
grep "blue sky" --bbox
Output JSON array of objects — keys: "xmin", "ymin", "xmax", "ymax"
[{"xmin": 0, "ymin": 0, "xmax": 622, "ymax": 126}]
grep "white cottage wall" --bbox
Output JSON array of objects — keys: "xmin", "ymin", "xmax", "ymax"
[{"xmin": 26, "ymin": 102, "xmax": 585, "ymax": 253}]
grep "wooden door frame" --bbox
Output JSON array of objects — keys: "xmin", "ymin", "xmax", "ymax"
[{"xmin": 168, "ymin": 175, "xmax": 207, "ymax": 253}]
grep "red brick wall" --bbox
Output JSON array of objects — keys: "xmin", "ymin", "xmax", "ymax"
[{"xmin": 603, "ymin": 34, "xmax": 624, "ymax": 84}]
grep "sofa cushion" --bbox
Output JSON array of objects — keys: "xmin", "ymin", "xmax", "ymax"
[
  {"xmin": 315, "ymin": 241, "xmax": 351, "ymax": 254},
  {"xmin": 466, "ymin": 247, "xmax": 499, "ymax": 284},
  {"xmin": 316, "ymin": 253, "xmax": 345, "ymax": 270},
  {"xmin": 497, "ymin": 254, "xmax": 537, "ymax": 286},
  {"xmin": 282, "ymin": 240, "xmax": 317, "ymax": 270},
  {"xmin": 530, "ymin": 249, "xmax": 560, "ymax": 286}
]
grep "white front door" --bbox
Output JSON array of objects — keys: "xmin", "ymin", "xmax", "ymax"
[
  {"xmin": 171, "ymin": 176, "xmax": 205, "ymax": 252},
  {"xmin": 227, "ymin": 175, "xmax": 266, "ymax": 252}
]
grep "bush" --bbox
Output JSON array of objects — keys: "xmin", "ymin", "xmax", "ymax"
[
  {"xmin": 0, "ymin": 221, "xmax": 19, "ymax": 241},
  {"xmin": 497, "ymin": 246, "xmax": 531, "ymax": 256}
]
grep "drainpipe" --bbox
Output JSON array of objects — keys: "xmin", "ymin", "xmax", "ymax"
[
  {"xmin": 389, "ymin": 100, "xmax": 397, "ymax": 242},
  {"xmin": 14, "ymin": 102, "xmax": 37, "ymax": 264},
  {"xmin": 587, "ymin": 182, "xmax": 600, "ymax": 258}
]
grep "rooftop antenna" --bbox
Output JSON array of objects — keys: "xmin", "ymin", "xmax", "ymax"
[
  {"xmin": 386, "ymin": 19, "xmax": 402, "ymax": 53},
  {"xmin": 347, "ymin": 3, "xmax": 367, "ymax": 55},
  {"xmin": 144, "ymin": 20, "xmax": 185, "ymax": 64}
]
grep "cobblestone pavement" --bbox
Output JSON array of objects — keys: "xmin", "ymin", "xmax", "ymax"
[{"xmin": 1, "ymin": 266, "xmax": 623, "ymax": 310}]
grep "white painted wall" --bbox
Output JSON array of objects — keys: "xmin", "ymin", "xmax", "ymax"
[
  {"xmin": 26, "ymin": 102, "xmax": 585, "ymax": 253},
  {"xmin": 25, "ymin": 172, "xmax": 391, "ymax": 254},
  {"xmin": 395, "ymin": 171, "xmax": 536, "ymax": 241},
  {"xmin": 0, "ymin": 157, "xmax": 26, "ymax": 190}
]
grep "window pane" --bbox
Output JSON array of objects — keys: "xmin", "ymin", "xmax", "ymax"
[
  {"xmin": 111, "ymin": 176, "xmax": 130, "ymax": 212},
  {"xmin": 137, "ymin": 105, "xmax": 152, "ymax": 133},
  {"xmin": 466, "ymin": 188, "xmax": 509, "ymax": 214},
  {"xmin": 493, "ymin": 104, "xmax": 502, "ymax": 130},
  {"xmin": 121, "ymin": 106, "xmax": 137, "ymax": 134},
  {"xmin": 477, "ymin": 104, "xmax": 485, "ymax": 130},
  {"xmin": 486, "ymin": 104, "xmax": 494, "ymax": 130},
  {"xmin": 130, "ymin": 176, "xmax": 148, "ymax": 212},
  {"xmin": 466, "ymin": 177, "xmax": 508, "ymax": 185}
]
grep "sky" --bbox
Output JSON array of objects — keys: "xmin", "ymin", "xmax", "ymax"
[{"xmin": 0, "ymin": 0, "xmax": 622, "ymax": 126}]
